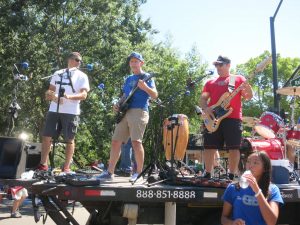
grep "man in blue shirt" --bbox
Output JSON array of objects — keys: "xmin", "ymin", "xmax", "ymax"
[{"xmin": 98, "ymin": 52, "xmax": 158, "ymax": 182}]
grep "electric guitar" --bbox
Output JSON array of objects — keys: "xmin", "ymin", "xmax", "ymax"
[
  {"xmin": 201, "ymin": 80, "xmax": 250, "ymax": 133},
  {"xmin": 115, "ymin": 73, "xmax": 155, "ymax": 124}
]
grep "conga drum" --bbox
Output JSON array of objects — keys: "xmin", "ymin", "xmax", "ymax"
[{"xmin": 163, "ymin": 114, "xmax": 189, "ymax": 161}]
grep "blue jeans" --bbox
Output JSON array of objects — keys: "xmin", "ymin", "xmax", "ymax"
[{"xmin": 119, "ymin": 139, "xmax": 135, "ymax": 172}]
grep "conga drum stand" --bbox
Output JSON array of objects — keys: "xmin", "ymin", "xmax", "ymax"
[{"xmin": 165, "ymin": 116, "xmax": 180, "ymax": 181}]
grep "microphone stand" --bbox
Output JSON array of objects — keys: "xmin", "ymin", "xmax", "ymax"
[
  {"xmin": 6, "ymin": 65, "xmax": 25, "ymax": 136},
  {"xmin": 6, "ymin": 81, "xmax": 21, "ymax": 136},
  {"xmin": 49, "ymin": 69, "xmax": 74, "ymax": 169},
  {"xmin": 132, "ymin": 99, "xmax": 166, "ymax": 185}
]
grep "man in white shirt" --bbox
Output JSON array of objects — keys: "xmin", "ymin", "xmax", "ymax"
[{"xmin": 37, "ymin": 52, "xmax": 90, "ymax": 172}]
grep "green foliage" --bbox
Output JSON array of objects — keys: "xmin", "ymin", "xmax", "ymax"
[
  {"xmin": 1, "ymin": 0, "xmax": 299, "ymax": 169},
  {"xmin": 0, "ymin": 0, "xmax": 207, "ymax": 167}
]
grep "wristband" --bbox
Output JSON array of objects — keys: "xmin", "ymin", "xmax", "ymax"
[{"xmin": 255, "ymin": 189, "xmax": 262, "ymax": 197}]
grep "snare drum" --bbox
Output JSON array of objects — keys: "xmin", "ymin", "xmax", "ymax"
[
  {"xmin": 163, "ymin": 114, "xmax": 189, "ymax": 161},
  {"xmin": 241, "ymin": 138, "xmax": 284, "ymax": 160},
  {"xmin": 286, "ymin": 129, "xmax": 300, "ymax": 147},
  {"xmin": 254, "ymin": 112, "xmax": 284, "ymax": 139}
]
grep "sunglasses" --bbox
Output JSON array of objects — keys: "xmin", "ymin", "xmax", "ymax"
[
  {"xmin": 73, "ymin": 58, "xmax": 82, "ymax": 62},
  {"xmin": 215, "ymin": 63, "xmax": 224, "ymax": 67}
]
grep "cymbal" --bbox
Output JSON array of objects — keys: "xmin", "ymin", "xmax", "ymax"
[
  {"xmin": 242, "ymin": 117, "xmax": 259, "ymax": 127},
  {"xmin": 276, "ymin": 87, "xmax": 300, "ymax": 96}
]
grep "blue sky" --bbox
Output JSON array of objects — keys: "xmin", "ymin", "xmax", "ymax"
[{"xmin": 140, "ymin": 0, "xmax": 300, "ymax": 69}]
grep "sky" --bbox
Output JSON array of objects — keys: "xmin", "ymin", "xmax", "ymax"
[{"xmin": 140, "ymin": 0, "xmax": 300, "ymax": 69}]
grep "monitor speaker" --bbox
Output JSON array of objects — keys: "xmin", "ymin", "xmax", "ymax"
[
  {"xmin": 0, "ymin": 136, "xmax": 27, "ymax": 179},
  {"xmin": 26, "ymin": 142, "xmax": 41, "ymax": 169}
]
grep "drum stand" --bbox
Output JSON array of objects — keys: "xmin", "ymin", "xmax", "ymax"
[
  {"xmin": 164, "ymin": 116, "xmax": 181, "ymax": 181},
  {"xmin": 145, "ymin": 117, "xmax": 182, "ymax": 187}
]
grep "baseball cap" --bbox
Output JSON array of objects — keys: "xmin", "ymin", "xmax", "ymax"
[
  {"xmin": 128, "ymin": 52, "xmax": 144, "ymax": 62},
  {"xmin": 213, "ymin": 55, "xmax": 231, "ymax": 65}
]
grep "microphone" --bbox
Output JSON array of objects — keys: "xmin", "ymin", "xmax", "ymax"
[
  {"xmin": 186, "ymin": 71, "xmax": 214, "ymax": 90},
  {"xmin": 98, "ymin": 83, "xmax": 105, "ymax": 90},
  {"xmin": 185, "ymin": 90, "xmax": 191, "ymax": 96},
  {"xmin": 14, "ymin": 62, "xmax": 29, "ymax": 70},
  {"xmin": 80, "ymin": 63, "xmax": 94, "ymax": 72},
  {"xmin": 13, "ymin": 63, "xmax": 29, "ymax": 81},
  {"xmin": 207, "ymin": 70, "xmax": 214, "ymax": 75},
  {"xmin": 195, "ymin": 105, "xmax": 203, "ymax": 115}
]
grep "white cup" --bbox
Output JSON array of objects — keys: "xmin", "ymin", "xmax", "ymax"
[{"xmin": 239, "ymin": 170, "xmax": 252, "ymax": 188}]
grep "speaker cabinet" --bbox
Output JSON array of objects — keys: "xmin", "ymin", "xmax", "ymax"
[
  {"xmin": 26, "ymin": 142, "xmax": 41, "ymax": 169},
  {"xmin": 0, "ymin": 136, "xmax": 27, "ymax": 179}
]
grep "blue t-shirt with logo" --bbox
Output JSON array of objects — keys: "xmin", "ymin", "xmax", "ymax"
[
  {"xmin": 222, "ymin": 183, "xmax": 283, "ymax": 225},
  {"xmin": 122, "ymin": 73, "xmax": 155, "ymax": 111}
]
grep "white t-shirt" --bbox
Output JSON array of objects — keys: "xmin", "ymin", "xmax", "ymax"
[{"xmin": 48, "ymin": 68, "xmax": 90, "ymax": 115}]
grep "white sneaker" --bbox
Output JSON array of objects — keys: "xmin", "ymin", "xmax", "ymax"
[
  {"xmin": 96, "ymin": 171, "xmax": 114, "ymax": 181},
  {"xmin": 129, "ymin": 173, "xmax": 142, "ymax": 183}
]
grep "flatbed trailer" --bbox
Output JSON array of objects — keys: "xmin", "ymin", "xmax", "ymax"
[{"xmin": 1, "ymin": 175, "xmax": 300, "ymax": 225}]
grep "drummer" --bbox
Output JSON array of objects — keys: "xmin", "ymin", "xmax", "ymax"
[
  {"xmin": 286, "ymin": 117, "xmax": 300, "ymax": 168},
  {"xmin": 286, "ymin": 144, "xmax": 296, "ymax": 168}
]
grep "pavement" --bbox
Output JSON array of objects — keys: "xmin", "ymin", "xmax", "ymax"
[{"xmin": 0, "ymin": 198, "xmax": 90, "ymax": 225}]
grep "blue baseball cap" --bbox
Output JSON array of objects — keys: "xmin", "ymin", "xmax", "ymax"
[{"xmin": 128, "ymin": 52, "xmax": 144, "ymax": 62}]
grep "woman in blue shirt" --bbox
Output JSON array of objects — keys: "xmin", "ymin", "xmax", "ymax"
[{"xmin": 221, "ymin": 151, "xmax": 283, "ymax": 225}]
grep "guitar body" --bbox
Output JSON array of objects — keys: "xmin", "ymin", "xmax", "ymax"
[
  {"xmin": 201, "ymin": 92, "xmax": 233, "ymax": 133},
  {"xmin": 115, "ymin": 102, "xmax": 129, "ymax": 124},
  {"xmin": 114, "ymin": 73, "xmax": 155, "ymax": 124}
]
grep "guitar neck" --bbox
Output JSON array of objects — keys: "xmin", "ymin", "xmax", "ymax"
[
  {"xmin": 121, "ymin": 73, "xmax": 154, "ymax": 105},
  {"xmin": 220, "ymin": 83, "xmax": 245, "ymax": 108}
]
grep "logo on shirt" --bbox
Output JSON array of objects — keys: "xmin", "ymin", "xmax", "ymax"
[
  {"xmin": 217, "ymin": 80, "xmax": 228, "ymax": 86},
  {"xmin": 242, "ymin": 195, "xmax": 258, "ymax": 206}
]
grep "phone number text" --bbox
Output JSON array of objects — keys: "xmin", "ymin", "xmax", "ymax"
[{"xmin": 136, "ymin": 190, "xmax": 196, "ymax": 199}]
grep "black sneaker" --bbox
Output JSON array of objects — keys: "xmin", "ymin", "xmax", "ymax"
[
  {"xmin": 203, "ymin": 172, "xmax": 211, "ymax": 179},
  {"xmin": 228, "ymin": 173, "xmax": 234, "ymax": 180}
]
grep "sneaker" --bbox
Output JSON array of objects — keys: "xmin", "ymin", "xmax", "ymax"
[
  {"xmin": 228, "ymin": 173, "xmax": 235, "ymax": 181},
  {"xmin": 129, "ymin": 173, "xmax": 142, "ymax": 183},
  {"xmin": 96, "ymin": 171, "xmax": 114, "ymax": 181},
  {"xmin": 11, "ymin": 211, "xmax": 22, "ymax": 218},
  {"xmin": 62, "ymin": 168, "xmax": 75, "ymax": 174},
  {"xmin": 35, "ymin": 164, "xmax": 48, "ymax": 171},
  {"xmin": 202, "ymin": 172, "xmax": 211, "ymax": 179}
]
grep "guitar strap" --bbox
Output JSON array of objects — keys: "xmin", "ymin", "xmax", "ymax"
[{"xmin": 228, "ymin": 75, "xmax": 236, "ymax": 93}]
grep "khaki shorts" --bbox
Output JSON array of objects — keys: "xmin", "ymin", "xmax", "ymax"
[{"xmin": 112, "ymin": 108, "xmax": 149, "ymax": 143}]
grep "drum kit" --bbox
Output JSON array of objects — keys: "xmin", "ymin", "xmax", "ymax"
[
  {"xmin": 242, "ymin": 86, "xmax": 300, "ymax": 167},
  {"xmin": 160, "ymin": 87, "xmax": 300, "ymax": 183}
]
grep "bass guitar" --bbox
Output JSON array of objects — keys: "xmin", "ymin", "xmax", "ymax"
[
  {"xmin": 115, "ymin": 73, "xmax": 155, "ymax": 124},
  {"xmin": 201, "ymin": 80, "xmax": 249, "ymax": 133}
]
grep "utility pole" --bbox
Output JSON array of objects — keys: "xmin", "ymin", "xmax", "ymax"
[{"xmin": 270, "ymin": 0, "xmax": 283, "ymax": 114}]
